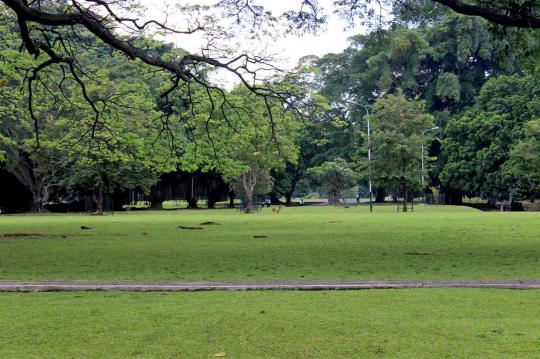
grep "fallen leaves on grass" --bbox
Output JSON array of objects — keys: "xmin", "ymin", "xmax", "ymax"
[
  {"xmin": 177, "ymin": 226, "xmax": 204, "ymax": 230},
  {"xmin": 214, "ymin": 352, "xmax": 227, "ymax": 357}
]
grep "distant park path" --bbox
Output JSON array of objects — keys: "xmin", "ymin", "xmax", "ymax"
[{"xmin": 1, "ymin": 280, "xmax": 540, "ymax": 292}]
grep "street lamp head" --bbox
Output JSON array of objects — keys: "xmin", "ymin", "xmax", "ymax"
[{"xmin": 422, "ymin": 126, "xmax": 440, "ymax": 137}]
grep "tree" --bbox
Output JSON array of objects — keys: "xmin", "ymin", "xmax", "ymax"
[
  {"xmin": 179, "ymin": 87, "xmax": 299, "ymax": 213},
  {"xmin": 56, "ymin": 81, "xmax": 175, "ymax": 214},
  {"xmin": 270, "ymin": 69, "xmax": 340, "ymax": 205},
  {"xmin": 0, "ymin": 20, "xmax": 67, "ymax": 211},
  {"xmin": 440, "ymin": 110, "xmax": 512, "ymax": 203},
  {"xmin": 308, "ymin": 158, "xmax": 358, "ymax": 205},
  {"xmin": 367, "ymin": 92, "xmax": 435, "ymax": 211},
  {"xmin": 503, "ymin": 119, "xmax": 540, "ymax": 201},
  {"xmin": 0, "ymin": 22, "xmax": 178, "ymax": 212},
  {"xmin": 440, "ymin": 74, "xmax": 540, "ymax": 203},
  {"xmin": 0, "ymin": 0, "xmax": 302, "ymax": 143},
  {"xmin": 312, "ymin": 11, "xmax": 526, "ymax": 204}
]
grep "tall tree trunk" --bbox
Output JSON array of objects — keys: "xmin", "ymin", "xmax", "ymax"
[
  {"xmin": 269, "ymin": 192, "xmax": 282, "ymax": 205},
  {"xmin": 375, "ymin": 187, "xmax": 386, "ymax": 203},
  {"xmin": 150, "ymin": 200, "xmax": 163, "ymax": 210},
  {"xmin": 9, "ymin": 155, "xmax": 45, "ymax": 213},
  {"xmin": 444, "ymin": 189, "xmax": 463, "ymax": 205},
  {"xmin": 228, "ymin": 190, "xmax": 235, "ymax": 208},
  {"xmin": 402, "ymin": 182, "xmax": 408, "ymax": 212},
  {"xmin": 284, "ymin": 192, "xmax": 292, "ymax": 206},
  {"xmin": 96, "ymin": 184, "xmax": 104, "ymax": 215},
  {"xmin": 148, "ymin": 182, "xmax": 164, "ymax": 210},
  {"xmin": 30, "ymin": 184, "xmax": 43, "ymax": 212},
  {"xmin": 328, "ymin": 191, "xmax": 338, "ymax": 205},
  {"xmin": 241, "ymin": 169, "xmax": 257, "ymax": 213},
  {"xmin": 187, "ymin": 197, "xmax": 198, "ymax": 209},
  {"xmin": 207, "ymin": 187, "xmax": 219, "ymax": 209},
  {"xmin": 245, "ymin": 195, "xmax": 253, "ymax": 213}
]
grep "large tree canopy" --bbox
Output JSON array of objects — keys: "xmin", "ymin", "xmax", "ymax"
[
  {"xmin": 440, "ymin": 74, "xmax": 540, "ymax": 203},
  {"xmin": 2, "ymin": 0, "xmax": 539, "ymax": 127}
]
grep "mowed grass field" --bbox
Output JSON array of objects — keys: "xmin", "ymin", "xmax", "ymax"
[
  {"xmin": 0, "ymin": 205, "xmax": 540, "ymax": 280},
  {"xmin": 2, "ymin": 206, "xmax": 540, "ymax": 358},
  {"xmin": 1, "ymin": 289, "xmax": 540, "ymax": 358}
]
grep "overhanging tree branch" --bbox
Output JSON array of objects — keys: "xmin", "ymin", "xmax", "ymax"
[{"xmin": 433, "ymin": 0, "xmax": 540, "ymax": 28}]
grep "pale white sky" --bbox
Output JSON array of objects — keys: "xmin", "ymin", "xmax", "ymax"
[{"xmin": 141, "ymin": 0, "xmax": 364, "ymax": 86}]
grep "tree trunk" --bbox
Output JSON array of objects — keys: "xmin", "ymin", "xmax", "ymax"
[
  {"xmin": 150, "ymin": 200, "xmax": 163, "ymax": 210},
  {"xmin": 10, "ymin": 158, "xmax": 45, "ymax": 213},
  {"xmin": 284, "ymin": 192, "xmax": 293, "ymax": 206},
  {"xmin": 30, "ymin": 185, "xmax": 43, "ymax": 213},
  {"xmin": 328, "ymin": 191, "xmax": 338, "ymax": 205},
  {"xmin": 187, "ymin": 197, "xmax": 198, "ymax": 209},
  {"xmin": 95, "ymin": 184, "xmax": 104, "ymax": 215},
  {"xmin": 444, "ymin": 189, "xmax": 463, "ymax": 205},
  {"xmin": 245, "ymin": 196, "xmax": 253, "ymax": 213},
  {"xmin": 402, "ymin": 182, "xmax": 408, "ymax": 212},
  {"xmin": 269, "ymin": 192, "xmax": 282, "ymax": 205},
  {"xmin": 228, "ymin": 190, "xmax": 235, "ymax": 208},
  {"xmin": 375, "ymin": 187, "xmax": 386, "ymax": 203},
  {"xmin": 206, "ymin": 187, "xmax": 219, "ymax": 209},
  {"xmin": 240, "ymin": 170, "xmax": 257, "ymax": 213}
]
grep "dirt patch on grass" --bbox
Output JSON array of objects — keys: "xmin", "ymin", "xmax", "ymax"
[
  {"xmin": 200, "ymin": 221, "xmax": 221, "ymax": 226},
  {"xmin": 0, "ymin": 233, "xmax": 46, "ymax": 238}
]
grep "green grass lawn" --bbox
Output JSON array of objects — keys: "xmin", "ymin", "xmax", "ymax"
[
  {"xmin": 2, "ymin": 206, "xmax": 540, "ymax": 357},
  {"xmin": 0, "ymin": 206, "xmax": 540, "ymax": 280},
  {"xmin": 1, "ymin": 205, "xmax": 539, "ymax": 281},
  {"xmin": 1, "ymin": 289, "xmax": 540, "ymax": 358}
]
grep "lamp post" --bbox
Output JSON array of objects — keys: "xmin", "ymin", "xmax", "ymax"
[
  {"xmin": 421, "ymin": 126, "xmax": 439, "ymax": 199},
  {"xmin": 348, "ymin": 100, "xmax": 372, "ymax": 212}
]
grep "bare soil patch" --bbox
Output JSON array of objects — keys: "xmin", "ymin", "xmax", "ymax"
[
  {"xmin": 200, "ymin": 221, "xmax": 221, "ymax": 225},
  {"xmin": 0, "ymin": 233, "xmax": 46, "ymax": 238}
]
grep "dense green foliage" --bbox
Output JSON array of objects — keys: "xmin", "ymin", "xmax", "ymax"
[
  {"xmin": 307, "ymin": 158, "xmax": 357, "ymax": 203},
  {"xmin": 302, "ymin": 11, "xmax": 539, "ymax": 204},
  {"xmin": 367, "ymin": 92, "xmax": 435, "ymax": 209},
  {"xmin": 0, "ymin": 13, "xmax": 181, "ymax": 211},
  {"xmin": 0, "ymin": 5, "xmax": 299, "ymax": 211},
  {"xmin": 441, "ymin": 75, "xmax": 540, "ymax": 202},
  {"xmin": 0, "ymin": 2, "xmax": 539, "ymax": 208},
  {"xmin": 504, "ymin": 120, "xmax": 540, "ymax": 200}
]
